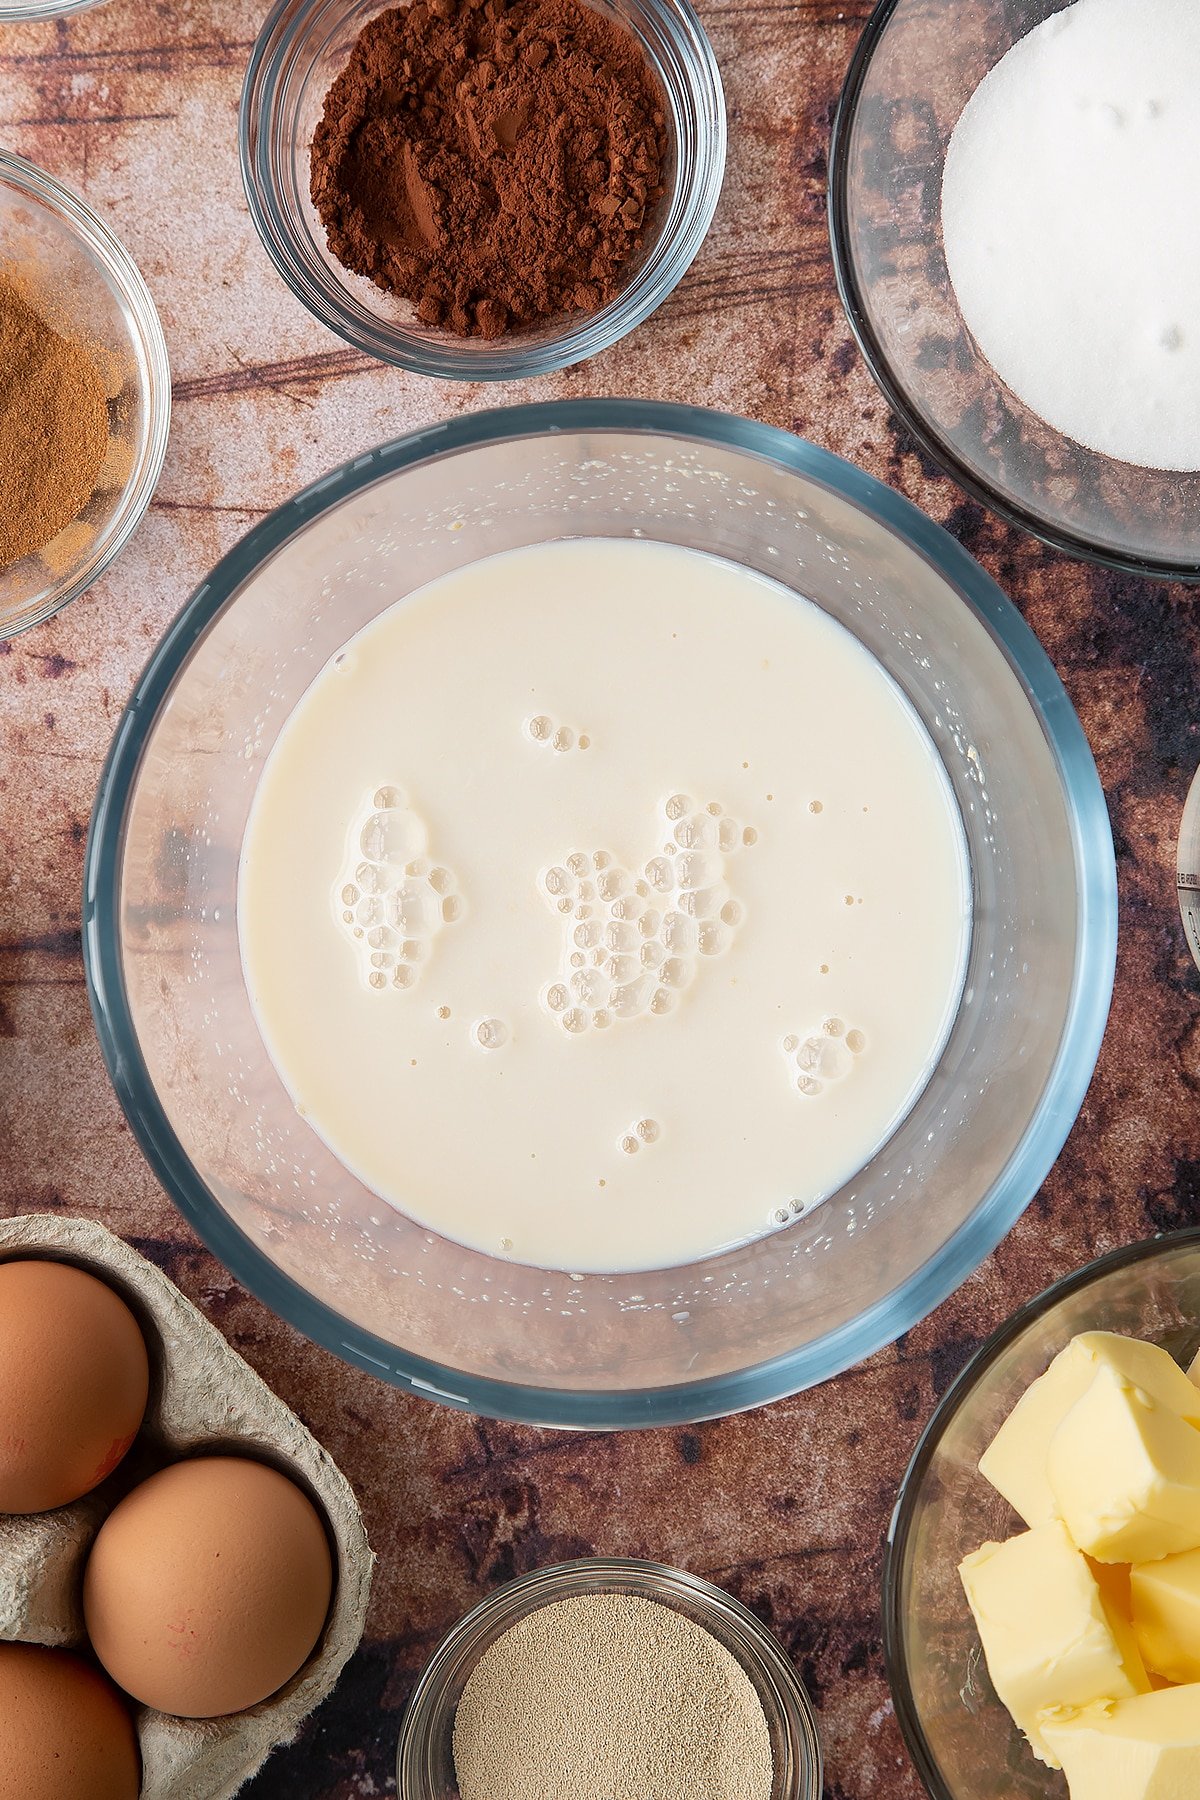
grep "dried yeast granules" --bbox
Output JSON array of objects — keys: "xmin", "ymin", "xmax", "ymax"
[
  {"xmin": 309, "ymin": 0, "xmax": 667, "ymax": 339},
  {"xmin": 451, "ymin": 1592, "xmax": 775, "ymax": 1800}
]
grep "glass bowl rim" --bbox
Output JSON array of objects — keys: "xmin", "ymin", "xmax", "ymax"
[
  {"xmin": 238, "ymin": 0, "xmax": 726, "ymax": 380},
  {"xmin": 395, "ymin": 1554, "xmax": 824, "ymax": 1800},
  {"xmin": 826, "ymin": 0, "xmax": 1200, "ymax": 585},
  {"xmin": 881, "ymin": 1227, "xmax": 1200, "ymax": 1799},
  {"xmin": 0, "ymin": 0, "xmax": 104, "ymax": 20},
  {"xmin": 82, "ymin": 396, "xmax": 1117, "ymax": 1429},
  {"xmin": 1177, "ymin": 762, "xmax": 1200, "ymax": 974},
  {"xmin": 0, "ymin": 147, "xmax": 172, "ymax": 638}
]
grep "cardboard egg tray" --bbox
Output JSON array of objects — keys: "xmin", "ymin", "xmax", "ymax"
[{"xmin": 0, "ymin": 1214, "xmax": 374, "ymax": 1800}]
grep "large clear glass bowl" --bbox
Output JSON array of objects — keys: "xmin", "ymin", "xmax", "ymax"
[
  {"xmin": 0, "ymin": 151, "xmax": 170, "ymax": 638},
  {"xmin": 884, "ymin": 1233, "xmax": 1200, "ymax": 1799},
  {"xmin": 83, "ymin": 400, "xmax": 1116, "ymax": 1427},
  {"xmin": 240, "ymin": 0, "xmax": 725, "ymax": 379},
  {"xmin": 829, "ymin": 0, "xmax": 1200, "ymax": 581}
]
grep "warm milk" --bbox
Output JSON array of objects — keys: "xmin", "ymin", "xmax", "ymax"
[{"xmin": 239, "ymin": 539, "xmax": 970, "ymax": 1273}]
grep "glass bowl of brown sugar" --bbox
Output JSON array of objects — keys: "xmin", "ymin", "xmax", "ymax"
[
  {"xmin": 397, "ymin": 1558, "xmax": 823, "ymax": 1800},
  {"xmin": 240, "ymin": 0, "xmax": 725, "ymax": 379},
  {"xmin": 0, "ymin": 151, "xmax": 171, "ymax": 639}
]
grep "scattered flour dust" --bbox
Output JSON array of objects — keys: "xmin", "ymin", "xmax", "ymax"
[
  {"xmin": 451, "ymin": 1593, "xmax": 774, "ymax": 1800},
  {"xmin": 941, "ymin": 0, "xmax": 1200, "ymax": 470}
]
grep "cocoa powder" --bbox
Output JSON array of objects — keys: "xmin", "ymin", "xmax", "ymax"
[{"xmin": 310, "ymin": 0, "xmax": 668, "ymax": 339}]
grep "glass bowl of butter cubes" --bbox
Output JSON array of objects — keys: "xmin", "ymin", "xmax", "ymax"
[{"xmin": 885, "ymin": 1231, "xmax": 1200, "ymax": 1800}]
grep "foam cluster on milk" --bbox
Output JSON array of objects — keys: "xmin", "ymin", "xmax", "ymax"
[
  {"xmin": 539, "ymin": 793, "xmax": 755, "ymax": 1034},
  {"xmin": 336, "ymin": 786, "xmax": 462, "ymax": 990}
]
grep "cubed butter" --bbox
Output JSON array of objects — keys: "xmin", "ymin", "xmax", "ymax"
[
  {"xmin": 1090, "ymin": 1559, "xmax": 1151, "ymax": 1691},
  {"xmin": 1042, "ymin": 1686, "xmax": 1200, "ymax": 1800},
  {"xmin": 1131, "ymin": 1550, "xmax": 1200, "ymax": 1685},
  {"xmin": 1048, "ymin": 1364, "xmax": 1200, "ymax": 1564},
  {"xmin": 980, "ymin": 1334, "xmax": 1200, "ymax": 1528},
  {"xmin": 1091, "ymin": 1558, "xmax": 1134, "ymax": 1620},
  {"xmin": 959, "ymin": 1520, "xmax": 1149, "ymax": 1766}
]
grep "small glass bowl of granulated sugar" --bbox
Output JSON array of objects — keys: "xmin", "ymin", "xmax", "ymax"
[
  {"xmin": 241, "ymin": 0, "xmax": 725, "ymax": 380},
  {"xmin": 830, "ymin": 0, "xmax": 1200, "ymax": 582},
  {"xmin": 397, "ymin": 1558, "xmax": 822, "ymax": 1800}
]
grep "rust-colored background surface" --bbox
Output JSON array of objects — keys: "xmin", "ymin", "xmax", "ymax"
[{"xmin": 2, "ymin": 3, "xmax": 1199, "ymax": 1796}]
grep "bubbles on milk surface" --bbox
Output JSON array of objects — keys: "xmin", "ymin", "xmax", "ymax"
[
  {"xmin": 539, "ymin": 795, "xmax": 754, "ymax": 1034},
  {"xmin": 335, "ymin": 786, "xmax": 462, "ymax": 991},
  {"xmin": 619, "ymin": 1118, "xmax": 661, "ymax": 1154},
  {"xmin": 525, "ymin": 713, "xmax": 591, "ymax": 754},
  {"xmin": 781, "ymin": 1017, "xmax": 867, "ymax": 1096}
]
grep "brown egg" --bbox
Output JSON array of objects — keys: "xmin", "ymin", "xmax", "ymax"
[
  {"xmin": 0, "ymin": 1641, "xmax": 140, "ymax": 1800},
  {"xmin": 83, "ymin": 1455, "xmax": 334, "ymax": 1717},
  {"xmin": 0, "ymin": 1259, "xmax": 150, "ymax": 1513}
]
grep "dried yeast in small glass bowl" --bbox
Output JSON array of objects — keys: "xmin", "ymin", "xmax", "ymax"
[{"xmin": 397, "ymin": 1557, "xmax": 822, "ymax": 1800}]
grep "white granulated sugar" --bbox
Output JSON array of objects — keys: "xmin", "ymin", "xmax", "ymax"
[{"xmin": 941, "ymin": 0, "xmax": 1200, "ymax": 470}]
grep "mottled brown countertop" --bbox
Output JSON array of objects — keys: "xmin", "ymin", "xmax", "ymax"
[{"xmin": 2, "ymin": 2, "xmax": 1199, "ymax": 1795}]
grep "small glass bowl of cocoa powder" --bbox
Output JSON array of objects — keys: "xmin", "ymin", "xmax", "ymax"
[
  {"xmin": 241, "ymin": 0, "xmax": 724, "ymax": 378},
  {"xmin": 397, "ymin": 1558, "xmax": 822, "ymax": 1800},
  {"xmin": 0, "ymin": 151, "xmax": 171, "ymax": 639}
]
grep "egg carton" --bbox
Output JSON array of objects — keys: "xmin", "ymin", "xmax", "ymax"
[{"xmin": 0, "ymin": 1214, "xmax": 374, "ymax": 1800}]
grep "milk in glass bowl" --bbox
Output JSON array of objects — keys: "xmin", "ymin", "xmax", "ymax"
[{"xmin": 84, "ymin": 400, "xmax": 1116, "ymax": 1426}]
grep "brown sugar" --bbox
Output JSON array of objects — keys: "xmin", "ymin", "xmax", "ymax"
[
  {"xmin": 0, "ymin": 277, "xmax": 109, "ymax": 570},
  {"xmin": 309, "ymin": 0, "xmax": 668, "ymax": 339}
]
